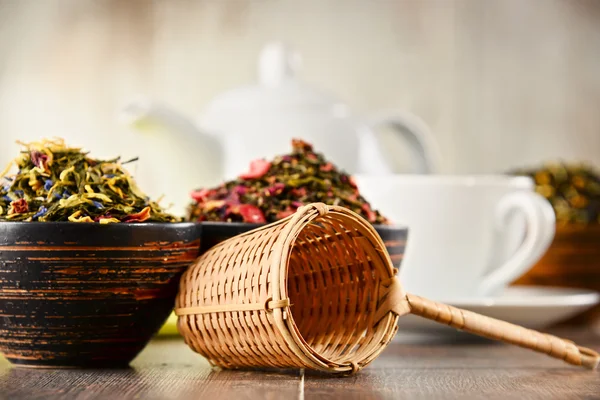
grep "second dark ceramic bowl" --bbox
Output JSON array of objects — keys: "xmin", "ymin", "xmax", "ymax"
[
  {"xmin": 0, "ymin": 222, "xmax": 201, "ymax": 368},
  {"xmin": 200, "ymin": 221, "xmax": 408, "ymax": 270},
  {"xmin": 513, "ymin": 224, "xmax": 600, "ymax": 325}
]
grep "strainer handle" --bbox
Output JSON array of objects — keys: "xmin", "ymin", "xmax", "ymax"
[{"xmin": 405, "ymin": 293, "xmax": 600, "ymax": 370}]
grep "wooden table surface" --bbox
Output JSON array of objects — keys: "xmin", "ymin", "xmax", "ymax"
[{"xmin": 0, "ymin": 327, "xmax": 599, "ymax": 400}]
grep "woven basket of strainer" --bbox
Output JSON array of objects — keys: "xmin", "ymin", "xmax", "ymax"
[{"xmin": 176, "ymin": 203, "xmax": 599, "ymax": 375}]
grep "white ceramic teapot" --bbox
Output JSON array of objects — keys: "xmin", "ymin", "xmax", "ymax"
[{"xmin": 119, "ymin": 42, "xmax": 441, "ymax": 214}]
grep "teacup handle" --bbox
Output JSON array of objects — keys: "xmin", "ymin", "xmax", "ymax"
[{"xmin": 478, "ymin": 191, "xmax": 556, "ymax": 296}]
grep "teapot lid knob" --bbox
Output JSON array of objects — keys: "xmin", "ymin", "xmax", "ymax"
[{"xmin": 258, "ymin": 41, "xmax": 302, "ymax": 87}]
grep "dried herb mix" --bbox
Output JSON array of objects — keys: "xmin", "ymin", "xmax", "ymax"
[
  {"xmin": 510, "ymin": 161, "xmax": 600, "ymax": 225},
  {"xmin": 0, "ymin": 138, "xmax": 179, "ymax": 223},
  {"xmin": 187, "ymin": 139, "xmax": 389, "ymax": 225}
]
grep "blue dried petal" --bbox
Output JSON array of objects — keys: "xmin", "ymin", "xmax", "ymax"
[
  {"xmin": 44, "ymin": 179, "xmax": 54, "ymax": 191},
  {"xmin": 104, "ymin": 174, "xmax": 116, "ymax": 178},
  {"xmin": 14, "ymin": 190, "xmax": 24, "ymax": 198},
  {"xmin": 3, "ymin": 195, "xmax": 11, "ymax": 202},
  {"xmin": 92, "ymin": 201, "xmax": 104, "ymax": 209},
  {"xmin": 62, "ymin": 190, "xmax": 71, "ymax": 199},
  {"xmin": 32, "ymin": 206, "xmax": 48, "ymax": 219},
  {"xmin": 53, "ymin": 192, "xmax": 62, "ymax": 200}
]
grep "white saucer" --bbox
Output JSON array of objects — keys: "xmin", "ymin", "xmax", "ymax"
[{"xmin": 396, "ymin": 286, "xmax": 600, "ymax": 339}]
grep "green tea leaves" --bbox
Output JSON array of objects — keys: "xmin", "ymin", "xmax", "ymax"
[{"xmin": 0, "ymin": 138, "xmax": 178, "ymax": 223}]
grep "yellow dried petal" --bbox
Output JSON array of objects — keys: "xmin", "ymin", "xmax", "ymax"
[
  {"xmin": 31, "ymin": 181, "xmax": 43, "ymax": 192},
  {"xmin": 534, "ymin": 171, "xmax": 551, "ymax": 185},
  {"xmin": 0, "ymin": 160, "xmax": 14, "ymax": 179},
  {"xmin": 29, "ymin": 170, "xmax": 41, "ymax": 190},
  {"xmin": 101, "ymin": 163, "xmax": 121, "ymax": 174},
  {"xmin": 72, "ymin": 216, "xmax": 94, "ymax": 223},
  {"xmin": 17, "ymin": 138, "xmax": 71, "ymax": 154},
  {"xmin": 535, "ymin": 185, "xmax": 555, "ymax": 199},
  {"xmin": 59, "ymin": 166, "xmax": 75, "ymax": 181},
  {"xmin": 99, "ymin": 217, "xmax": 120, "ymax": 224},
  {"xmin": 108, "ymin": 182, "xmax": 125, "ymax": 199},
  {"xmin": 32, "ymin": 166, "xmax": 48, "ymax": 176},
  {"xmin": 46, "ymin": 184, "xmax": 58, "ymax": 201},
  {"xmin": 569, "ymin": 195, "xmax": 588, "ymax": 209},
  {"xmin": 43, "ymin": 148, "xmax": 54, "ymax": 167},
  {"xmin": 572, "ymin": 175, "xmax": 586, "ymax": 189},
  {"xmin": 203, "ymin": 200, "xmax": 225, "ymax": 211},
  {"xmin": 84, "ymin": 192, "xmax": 113, "ymax": 203},
  {"xmin": 68, "ymin": 210, "xmax": 82, "ymax": 219},
  {"xmin": 68, "ymin": 210, "xmax": 93, "ymax": 223}
]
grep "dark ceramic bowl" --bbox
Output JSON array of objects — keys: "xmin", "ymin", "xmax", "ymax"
[
  {"xmin": 0, "ymin": 222, "xmax": 201, "ymax": 368},
  {"xmin": 200, "ymin": 222, "xmax": 408, "ymax": 271}
]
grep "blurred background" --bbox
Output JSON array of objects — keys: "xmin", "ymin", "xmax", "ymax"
[
  {"xmin": 0, "ymin": 0, "xmax": 599, "ymax": 213},
  {"xmin": 0, "ymin": 0, "xmax": 598, "ymax": 335}
]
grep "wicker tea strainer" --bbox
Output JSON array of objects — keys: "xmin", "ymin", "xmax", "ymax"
[{"xmin": 176, "ymin": 203, "xmax": 599, "ymax": 374}]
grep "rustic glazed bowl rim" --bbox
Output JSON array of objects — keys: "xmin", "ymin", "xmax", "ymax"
[{"xmin": 0, "ymin": 221, "xmax": 199, "ymax": 228}]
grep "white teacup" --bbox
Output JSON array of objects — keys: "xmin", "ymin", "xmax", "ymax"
[{"xmin": 354, "ymin": 174, "xmax": 555, "ymax": 299}]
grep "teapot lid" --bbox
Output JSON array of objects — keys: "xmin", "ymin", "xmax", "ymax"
[{"xmin": 201, "ymin": 42, "xmax": 348, "ymax": 118}]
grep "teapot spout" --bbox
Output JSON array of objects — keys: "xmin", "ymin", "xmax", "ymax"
[
  {"xmin": 119, "ymin": 97, "xmax": 207, "ymax": 142},
  {"xmin": 117, "ymin": 97, "xmax": 224, "ymax": 217}
]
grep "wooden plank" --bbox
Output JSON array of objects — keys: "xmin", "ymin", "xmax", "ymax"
[
  {"xmin": 0, "ymin": 329, "xmax": 598, "ymax": 399},
  {"xmin": 303, "ymin": 331, "xmax": 600, "ymax": 399},
  {"xmin": 0, "ymin": 339, "xmax": 302, "ymax": 400}
]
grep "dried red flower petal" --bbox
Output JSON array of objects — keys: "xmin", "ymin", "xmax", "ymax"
[
  {"xmin": 233, "ymin": 185, "xmax": 247, "ymax": 195},
  {"xmin": 237, "ymin": 204, "xmax": 266, "ymax": 223},
  {"xmin": 30, "ymin": 151, "xmax": 48, "ymax": 171},
  {"xmin": 320, "ymin": 163, "xmax": 334, "ymax": 172},
  {"xmin": 349, "ymin": 176, "xmax": 358, "ymax": 188},
  {"xmin": 361, "ymin": 203, "xmax": 376, "ymax": 223},
  {"xmin": 191, "ymin": 188, "xmax": 212, "ymax": 203},
  {"xmin": 292, "ymin": 187, "xmax": 307, "ymax": 197},
  {"xmin": 124, "ymin": 206, "xmax": 151, "ymax": 222},
  {"xmin": 190, "ymin": 189, "xmax": 217, "ymax": 203},
  {"xmin": 239, "ymin": 159, "xmax": 271, "ymax": 180},
  {"xmin": 265, "ymin": 183, "xmax": 285, "ymax": 196},
  {"xmin": 292, "ymin": 139, "xmax": 313, "ymax": 153},
  {"xmin": 9, "ymin": 198, "xmax": 28, "ymax": 214},
  {"xmin": 224, "ymin": 192, "xmax": 241, "ymax": 206},
  {"xmin": 186, "ymin": 140, "xmax": 389, "ymax": 225}
]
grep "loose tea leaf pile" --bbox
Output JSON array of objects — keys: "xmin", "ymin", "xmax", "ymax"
[
  {"xmin": 0, "ymin": 138, "xmax": 179, "ymax": 223},
  {"xmin": 187, "ymin": 139, "xmax": 389, "ymax": 224},
  {"xmin": 511, "ymin": 161, "xmax": 600, "ymax": 225}
]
